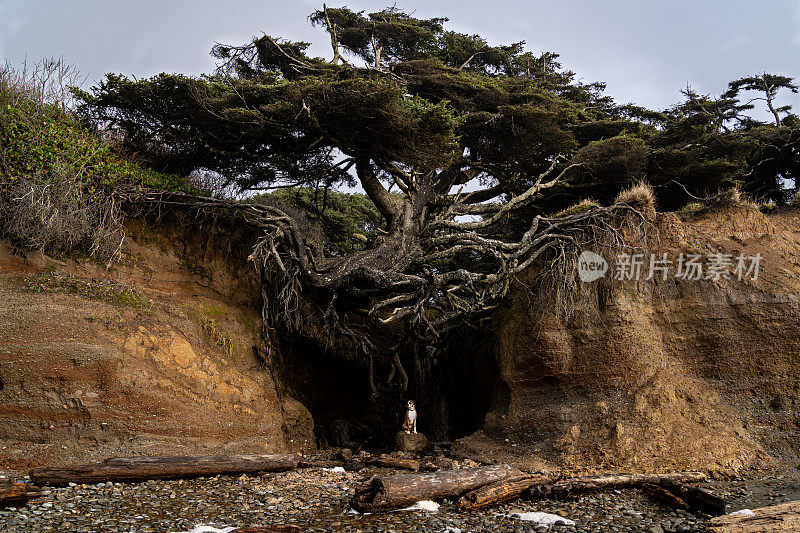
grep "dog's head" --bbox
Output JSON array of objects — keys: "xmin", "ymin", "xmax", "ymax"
[{"xmin": 407, "ymin": 400, "xmax": 415, "ymax": 411}]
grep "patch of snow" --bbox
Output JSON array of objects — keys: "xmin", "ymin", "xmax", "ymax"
[
  {"xmin": 322, "ymin": 466, "xmax": 346, "ymax": 473},
  {"xmin": 444, "ymin": 527, "xmax": 462, "ymax": 533},
  {"xmin": 508, "ymin": 511, "xmax": 576, "ymax": 526},
  {"xmin": 729, "ymin": 508, "xmax": 755, "ymax": 517},
  {"xmin": 398, "ymin": 500, "xmax": 440, "ymax": 512}
]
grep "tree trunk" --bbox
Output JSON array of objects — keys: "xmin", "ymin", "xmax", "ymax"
[
  {"xmin": 527, "ymin": 472, "xmax": 707, "ymax": 499},
  {"xmin": 457, "ymin": 474, "xmax": 549, "ymax": 511},
  {"xmin": 30, "ymin": 454, "xmax": 299, "ymax": 487},
  {"xmin": 766, "ymin": 95, "xmax": 782, "ymax": 127},
  {"xmin": 351, "ymin": 464, "xmax": 525, "ymax": 513},
  {"xmin": 708, "ymin": 500, "xmax": 800, "ymax": 532},
  {"xmin": 659, "ymin": 480, "xmax": 726, "ymax": 516}
]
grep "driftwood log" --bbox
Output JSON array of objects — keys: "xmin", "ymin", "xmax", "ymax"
[
  {"xmin": 351, "ymin": 464, "xmax": 524, "ymax": 512},
  {"xmin": 0, "ymin": 480, "xmax": 41, "ymax": 507},
  {"xmin": 457, "ymin": 474, "xmax": 550, "ymax": 511},
  {"xmin": 30, "ymin": 454, "xmax": 299, "ymax": 486},
  {"xmin": 642, "ymin": 483, "xmax": 690, "ymax": 510},
  {"xmin": 527, "ymin": 472, "xmax": 707, "ymax": 499},
  {"xmin": 708, "ymin": 500, "xmax": 800, "ymax": 532},
  {"xmin": 457, "ymin": 471, "xmax": 707, "ymax": 511},
  {"xmin": 367, "ymin": 456, "xmax": 421, "ymax": 471},
  {"xmin": 659, "ymin": 480, "xmax": 726, "ymax": 516}
]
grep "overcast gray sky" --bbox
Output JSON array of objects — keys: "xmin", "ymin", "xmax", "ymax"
[{"xmin": 1, "ymin": 0, "xmax": 799, "ymax": 117}]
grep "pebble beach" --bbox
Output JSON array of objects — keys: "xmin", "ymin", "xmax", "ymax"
[{"xmin": 1, "ymin": 459, "xmax": 797, "ymax": 533}]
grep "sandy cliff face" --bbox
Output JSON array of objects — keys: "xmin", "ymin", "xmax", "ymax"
[
  {"xmin": 0, "ymin": 218, "xmax": 313, "ymax": 471},
  {"xmin": 457, "ymin": 205, "xmax": 800, "ymax": 474},
  {"xmin": 2, "ymin": 204, "xmax": 798, "ymax": 475}
]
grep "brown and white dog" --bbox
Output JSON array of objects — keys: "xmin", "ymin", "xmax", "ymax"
[{"xmin": 402, "ymin": 400, "xmax": 417, "ymax": 434}]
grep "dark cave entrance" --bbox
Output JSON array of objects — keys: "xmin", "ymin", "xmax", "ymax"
[{"xmin": 274, "ymin": 328, "xmax": 501, "ymax": 447}]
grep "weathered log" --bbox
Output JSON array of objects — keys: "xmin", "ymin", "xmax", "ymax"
[
  {"xmin": 641, "ymin": 483, "xmax": 689, "ymax": 511},
  {"xmin": 0, "ymin": 480, "xmax": 41, "ymax": 507},
  {"xmin": 351, "ymin": 464, "xmax": 525, "ymax": 513},
  {"xmin": 231, "ymin": 526, "xmax": 302, "ymax": 533},
  {"xmin": 367, "ymin": 456, "xmax": 421, "ymax": 471},
  {"xmin": 297, "ymin": 459, "xmax": 345, "ymax": 469},
  {"xmin": 457, "ymin": 474, "xmax": 550, "ymax": 511},
  {"xmin": 660, "ymin": 480, "xmax": 726, "ymax": 516},
  {"xmin": 527, "ymin": 472, "xmax": 707, "ymax": 499},
  {"xmin": 30, "ymin": 454, "xmax": 299, "ymax": 486},
  {"xmin": 708, "ymin": 500, "xmax": 800, "ymax": 532}
]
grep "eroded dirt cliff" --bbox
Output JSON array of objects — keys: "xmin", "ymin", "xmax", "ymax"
[
  {"xmin": 2, "ymin": 205, "xmax": 799, "ymax": 476},
  {"xmin": 0, "ymin": 217, "xmax": 313, "ymax": 471},
  {"xmin": 455, "ymin": 205, "xmax": 800, "ymax": 474}
]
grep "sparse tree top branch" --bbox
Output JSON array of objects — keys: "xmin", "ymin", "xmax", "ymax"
[{"xmin": 723, "ymin": 73, "xmax": 798, "ymax": 127}]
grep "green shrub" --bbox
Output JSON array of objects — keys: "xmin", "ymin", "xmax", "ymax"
[
  {"xmin": 0, "ymin": 59, "xmax": 189, "ymax": 259},
  {"xmin": 0, "ymin": 61, "xmax": 184, "ymax": 191}
]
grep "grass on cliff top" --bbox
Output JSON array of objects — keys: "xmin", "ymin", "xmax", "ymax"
[{"xmin": 23, "ymin": 271, "xmax": 152, "ymax": 310}]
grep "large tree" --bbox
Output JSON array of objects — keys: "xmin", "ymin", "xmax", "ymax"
[{"xmin": 75, "ymin": 6, "xmax": 796, "ymax": 399}]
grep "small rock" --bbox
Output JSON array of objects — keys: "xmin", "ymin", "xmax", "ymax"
[
  {"xmin": 337, "ymin": 448, "xmax": 354, "ymax": 462},
  {"xmin": 343, "ymin": 458, "xmax": 365, "ymax": 471},
  {"xmin": 395, "ymin": 431, "xmax": 431, "ymax": 453}
]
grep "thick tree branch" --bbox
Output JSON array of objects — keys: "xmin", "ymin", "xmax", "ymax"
[
  {"xmin": 356, "ymin": 159, "xmax": 402, "ymax": 225},
  {"xmin": 435, "ymin": 159, "xmax": 581, "ymax": 231}
]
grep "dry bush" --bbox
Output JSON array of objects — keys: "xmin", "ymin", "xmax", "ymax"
[
  {"xmin": 792, "ymin": 189, "xmax": 800, "ymax": 206},
  {"xmin": 705, "ymin": 187, "xmax": 767, "ymax": 211},
  {"xmin": 679, "ymin": 201, "xmax": 706, "ymax": 215},
  {"xmin": 0, "ymin": 57, "xmax": 85, "ymax": 113},
  {"xmin": 553, "ymin": 198, "xmax": 601, "ymax": 218},
  {"xmin": 614, "ymin": 181, "xmax": 656, "ymax": 213},
  {"xmin": 711, "ymin": 186, "xmax": 742, "ymax": 206},
  {"xmin": 0, "ymin": 175, "xmax": 124, "ymax": 261},
  {"xmin": 186, "ymin": 170, "xmax": 243, "ymax": 199}
]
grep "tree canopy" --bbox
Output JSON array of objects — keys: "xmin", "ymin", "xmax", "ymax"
[{"xmin": 73, "ymin": 5, "xmax": 799, "ymax": 399}]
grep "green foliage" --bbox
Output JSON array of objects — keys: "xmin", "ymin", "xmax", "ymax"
[
  {"xmin": 0, "ymin": 76, "xmax": 184, "ymax": 191},
  {"xmin": 75, "ymin": 72, "xmax": 459, "ymax": 189},
  {"xmin": 72, "ymin": 5, "xmax": 799, "ymax": 213},
  {"xmin": 254, "ymin": 187, "xmax": 382, "ymax": 255},
  {"xmin": 744, "ymin": 126, "xmax": 800, "ymax": 203},
  {"xmin": 309, "ymin": 6, "xmax": 447, "ymax": 67}
]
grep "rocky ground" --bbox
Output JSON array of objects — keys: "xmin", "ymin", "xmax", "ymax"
[{"xmin": 1, "ymin": 457, "xmax": 799, "ymax": 533}]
